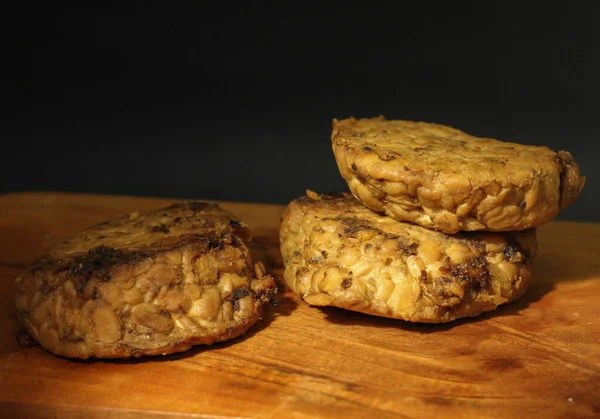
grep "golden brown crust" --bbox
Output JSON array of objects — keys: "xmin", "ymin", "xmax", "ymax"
[
  {"xmin": 14, "ymin": 202, "xmax": 276, "ymax": 359},
  {"xmin": 279, "ymin": 192, "xmax": 537, "ymax": 323},
  {"xmin": 332, "ymin": 117, "xmax": 585, "ymax": 233},
  {"xmin": 557, "ymin": 150, "xmax": 586, "ymax": 210}
]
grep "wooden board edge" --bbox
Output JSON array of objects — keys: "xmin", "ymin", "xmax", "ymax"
[{"xmin": 0, "ymin": 401, "xmax": 243, "ymax": 419}]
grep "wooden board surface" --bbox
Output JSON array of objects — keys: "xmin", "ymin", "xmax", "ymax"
[{"xmin": 0, "ymin": 192, "xmax": 599, "ymax": 418}]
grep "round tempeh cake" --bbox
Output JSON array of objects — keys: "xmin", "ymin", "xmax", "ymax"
[
  {"xmin": 280, "ymin": 192, "xmax": 537, "ymax": 323},
  {"xmin": 331, "ymin": 117, "xmax": 584, "ymax": 233},
  {"xmin": 14, "ymin": 202, "xmax": 276, "ymax": 359}
]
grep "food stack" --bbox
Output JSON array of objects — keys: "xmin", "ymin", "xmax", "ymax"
[{"xmin": 279, "ymin": 117, "xmax": 585, "ymax": 323}]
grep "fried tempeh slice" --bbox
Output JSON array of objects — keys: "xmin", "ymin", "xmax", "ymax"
[
  {"xmin": 332, "ymin": 117, "xmax": 585, "ymax": 233},
  {"xmin": 14, "ymin": 202, "xmax": 276, "ymax": 359},
  {"xmin": 280, "ymin": 192, "xmax": 537, "ymax": 323}
]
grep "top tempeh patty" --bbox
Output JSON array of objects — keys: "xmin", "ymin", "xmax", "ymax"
[{"xmin": 332, "ymin": 117, "xmax": 585, "ymax": 233}]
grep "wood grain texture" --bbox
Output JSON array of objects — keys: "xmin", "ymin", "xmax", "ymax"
[{"xmin": 0, "ymin": 192, "xmax": 599, "ymax": 419}]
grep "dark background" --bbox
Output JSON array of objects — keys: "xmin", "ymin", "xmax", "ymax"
[{"xmin": 4, "ymin": 2, "xmax": 599, "ymax": 221}]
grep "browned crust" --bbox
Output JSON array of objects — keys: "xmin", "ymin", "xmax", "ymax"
[{"xmin": 558, "ymin": 150, "xmax": 586, "ymax": 210}]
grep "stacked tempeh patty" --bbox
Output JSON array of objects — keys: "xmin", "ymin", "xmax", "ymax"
[{"xmin": 280, "ymin": 117, "xmax": 584, "ymax": 323}]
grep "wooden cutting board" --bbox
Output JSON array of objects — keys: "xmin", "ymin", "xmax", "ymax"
[{"xmin": 0, "ymin": 192, "xmax": 598, "ymax": 418}]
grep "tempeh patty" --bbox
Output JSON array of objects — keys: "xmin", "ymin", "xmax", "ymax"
[
  {"xmin": 14, "ymin": 202, "xmax": 276, "ymax": 359},
  {"xmin": 280, "ymin": 192, "xmax": 537, "ymax": 323},
  {"xmin": 332, "ymin": 117, "xmax": 584, "ymax": 233}
]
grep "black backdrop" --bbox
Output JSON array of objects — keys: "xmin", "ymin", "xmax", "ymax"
[{"xmin": 4, "ymin": 2, "xmax": 599, "ymax": 221}]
